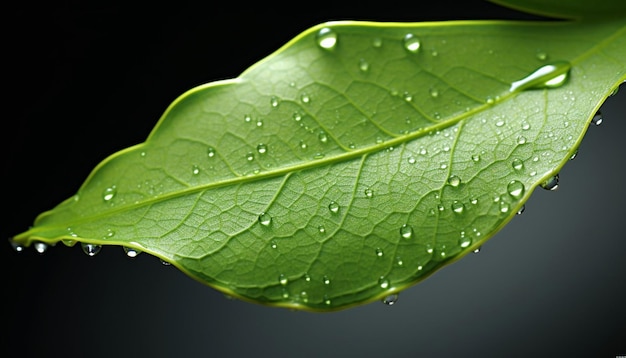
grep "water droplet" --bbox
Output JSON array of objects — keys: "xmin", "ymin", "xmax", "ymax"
[
  {"xmin": 485, "ymin": 96, "xmax": 495, "ymax": 105},
  {"xmin": 507, "ymin": 180, "xmax": 525, "ymax": 199},
  {"xmin": 517, "ymin": 204, "xmax": 526, "ymax": 215},
  {"xmin": 300, "ymin": 93, "xmax": 311, "ymax": 104},
  {"xmin": 378, "ymin": 276, "xmax": 390, "ymax": 289},
  {"xmin": 512, "ymin": 158, "xmax": 524, "ymax": 171},
  {"xmin": 246, "ymin": 152, "xmax": 255, "ymax": 161},
  {"xmin": 451, "ymin": 201, "xmax": 465, "ymax": 214},
  {"xmin": 160, "ymin": 259, "xmax": 171, "ymax": 266},
  {"xmin": 495, "ymin": 120, "xmax": 505, "ymax": 127},
  {"xmin": 300, "ymin": 291, "xmax": 309, "ymax": 303},
  {"xmin": 400, "ymin": 224, "xmax": 413, "ymax": 239},
  {"xmin": 372, "ymin": 37, "xmax": 383, "ymax": 47},
  {"xmin": 318, "ymin": 131, "xmax": 328, "ymax": 143},
  {"xmin": 324, "ymin": 295, "xmax": 332, "ymax": 306},
  {"xmin": 375, "ymin": 248, "xmax": 384, "ymax": 257},
  {"xmin": 517, "ymin": 136, "xmax": 527, "ymax": 145},
  {"xmin": 396, "ymin": 256, "xmax": 404, "ymax": 266},
  {"xmin": 403, "ymin": 33, "xmax": 421, "ymax": 53},
  {"xmin": 403, "ymin": 91, "xmax": 413, "ymax": 102},
  {"xmin": 541, "ymin": 174, "xmax": 559, "ymax": 191},
  {"xmin": 270, "ymin": 96, "xmax": 280, "ymax": 108},
  {"xmin": 11, "ymin": 242, "xmax": 25, "ymax": 252},
  {"xmin": 509, "ymin": 61, "xmax": 571, "ymax": 92},
  {"xmin": 521, "ymin": 121, "xmax": 531, "ymax": 130},
  {"xmin": 279, "ymin": 274, "xmax": 288, "ymax": 286},
  {"xmin": 270, "ymin": 240, "xmax": 278, "ymax": 249},
  {"xmin": 292, "ymin": 112, "xmax": 302, "ymax": 122},
  {"xmin": 256, "ymin": 143, "xmax": 268, "ymax": 154},
  {"xmin": 499, "ymin": 200, "xmax": 510, "ymax": 213},
  {"xmin": 192, "ymin": 165, "xmax": 200, "ymax": 175},
  {"xmin": 33, "ymin": 242, "xmax": 48, "ymax": 254},
  {"xmin": 328, "ymin": 201, "xmax": 340, "ymax": 214},
  {"xmin": 102, "ymin": 186, "xmax": 117, "ymax": 202},
  {"xmin": 536, "ymin": 51, "xmax": 548, "ymax": 61},
  {"xmin": 244, "ymin": 114, "xmax": 252, "ymax": 123},
  {"xmin": 256, "ymin": 119, "xmax": 263, "ymax": 127},
  {"xmin": 448, "ymin": 175, "xmax": 461, "ymax": 187},
  {"xmin": 304, "ymin": 273, "xmax": 312, "ymax": 282},
  {"xmin": 323, "ymin": 275, "xmax": 331, "ymax": 285},
  {"xmin": 358, "ymin": 58, "xmax": 370, "ymax": 72},
  {"xmin": 591, "ymin": 111, "xmax": 603, "ymax": 126},
  {"xmin": 207, "ymin": 147, "xmax": 216, "ymax": 158},
  {"xmin": 258, "ymin": 212, "xmax": 272, "ymax": 226},
  {"xmin": 569, "ymin": 150, "xmax": 578, "ymax": 160},
  {"xmin": 318, "ymin": 225, "xmax": 326, "ymax": 233},
  {"xmin": 382, "ymin": 294, "xmax": 399, "ymax": 306},
  {"xmin": 316, "ymin": 27, "xmax": 337, "ymax": 50},
  {"xmin": 81, "ymin": 243, "xmax": 101, "ymax": 257},
  {"xmin": 124, "ymin": 247, "xmax": 141, "ymax": 258},
  {"xmin": 364, "ymin": 188, "xmax": 374, "ymax": 198},
  {"xmin": 471, "ymin": 154, "xmax": 481, "ymax": 163},
  {"xmin": 473, "ymin": 246, "xmax": 482, "ymax": 254}
]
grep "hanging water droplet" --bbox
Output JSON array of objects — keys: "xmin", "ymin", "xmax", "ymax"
[
  {"xmin": 256, "ymin": 143, "xmax": 268, "ymax": 154},
  {"xmin": 448, "ymin": 175, "xmax": 461, "ymax": 187},
  {"xmin": 591, "ymin": 111, "xmax": 603, "ymax": 126},
  {"xmin": 512, "ymin": 158, "xmax": 524, "ymax": 171},
  {"xmin": 11, "ymin": 241, "xmax": 25, "ymax": 252},
  {"xmin": 517, "ymin": 204, "xmax": 526, "ymax": 215},
  {"xmin": 378, "ymin": 276, "xmax": 390, "ymax": 289},
  {"xmin": 382, "ymin": 293, "xmax": 399, "ymax": 306},
  {"xmin": 328, "ymin": 201, "xmax": 340, "ymax": 214},
  {"xmin": 507, "ymin": 180, "xmax": 525, "ymax": 199},
  {"xmin": 33, "ymin": 242, "xmax": 48, "ymax": 254},
  {"xmin": 509, "ymin": 61, "xmax": 571, "ymax": 92},
  {"xmin": 258, "ymin": 212, "xmax": 272, "ymax": 226},
  {"xmin": 400, "ymin": 224, "xmax": 413, "ymax": 239},
  {"xmin": 403, "ymin": 33, "xmax": 421, "ymax": 53},
  {"xmin": 473, "ymin": 246, "xmax": 482, "ymax": 254},
  {"xmin": 358, "ymin": 58, "xmax": 370, "ymax": 72},
  {"xmin": 541, "ymin": 174, "xmax": 559, "ymax": 191},
  {"xmin": 316, "ymin": 27, "xmax": 338, "ymax": 50},
  {"xmin": 279, "ymin": 274, "xmax": 289, "ymax": 286},
  {"xmin": 569, "ymin": 150, "xmax": 579, "ymax": 160},
  {"xmin": 160, "ymin": 259, "xmax": 171, "ymax": 266},
  {"xmin": 102, "ymin": 186, "xmax": 117, "ymax": 202},
  {"xmin": 451, "ymin": 201, "xmax": 465, "ymax": 214},
  {"xmin": 124, "ymin": 247, "xmax": 141, "ymax": 258},
  {"xmin": 207, "ymin": 147, "xmax": 216, "ymax": 158},
  {"xmin": 364, "ymin": 188, "xmax": 374, "ymax": 198},
  {"xmin": 375, "ymin": 248, "xmax": 384, "ymax": 257},
  {"xmin": 81, "ymin": 243, "xmax": 101, "ymax": 257}
]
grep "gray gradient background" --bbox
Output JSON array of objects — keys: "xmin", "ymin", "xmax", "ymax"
[{"xmin": 3, "ymin": 2, "xmax": 625, "ymax": 357}]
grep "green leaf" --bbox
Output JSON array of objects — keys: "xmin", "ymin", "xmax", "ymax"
[{"xmin": 11, "ymin": 11, "xmax": 625, "ymax": 311}]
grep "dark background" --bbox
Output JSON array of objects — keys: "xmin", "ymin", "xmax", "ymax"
[{"xmin": 3, "ymin": 1, "xmax": 625, "ymax": 357}]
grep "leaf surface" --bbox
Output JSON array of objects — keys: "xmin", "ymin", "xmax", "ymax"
[{"xmin": 12, "ymin": 15, "xmax": 626, "ymax": 311}]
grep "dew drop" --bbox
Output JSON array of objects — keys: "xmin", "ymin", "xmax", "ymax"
[
  {"xmin": 507, "ymin": 180, "xmax": 525, "ymax": 199},
  {"xmin": 270, "ymin": 240, "xmax": 278, "ymax": 249},
  {"xmin": 192, "ymin": 165, "xmax": 200, "ymax": 175},
  {"xmin": 246, "ymin": 152, "xmax": 255, "ymax": 161},
  {"xmin": 244, "ymin": 114, "xmax": 252, "ymax": 123},
  {"xmin": 102, "ymin": 186, "xmax": 117, "ymax": 202},
  {"xmin": 160, "ymin": 259, "xmax": 171, "ymax": 266},
  {"xmin": 375, "ymin": 248, "xmax": 384, "ymax": 257},
  {"xmin": 382, "ymin": 294, "xmax": 399, "ymax": 306},
  {"xmin": 328, "ymin": 201, "xmax": 340, "ymax": 214},
  {"xmin": 372, "ymin": 37, "xmax": 383, "ymax": 47},
  {"xmin": 279, "ymin": 274, "xmax": 289, "ymax": 286},
  {"xmin": 448, "ymin": 175, "xmax": 461, "ymax": 187},
  {"xmin": 499, "ymin": 201, "xmax": 510, "ymax": 213},
  {"xmin": 471, "ymin": 154, "xmax": 481, "ymax": 163},
  {"xmin": 358, "ymin": 58, "xmax": 370, "ymax": 72},
  {"xmin": 451, "ymin": 201, "xmax": 465, "ymax": 214},
  {"xmin": 403, "ymin": 33, "xmax": 421, "ymax": 53},
  {"xmin": 323, "ymin": 275, "xmax": 331, "ymax": 285},
  {"xmin": 318, "ymin": 131, "xmax": 328, "ymax": 143},
  {"xmin": 11, "ymin": 242, "xmax": 25, "ymax": 252},
  {"xmin": 378, "ymin": 276, "xmax": 390, "ymax": 289},
  {"xmin": 207, "ymin": 147, "xmax": 216, "ymax": 158},
  {"xmin": 400, "ymin": 224, "xmax": 414, "ymax": 239},
  {"xmin": 364, "ymin": 188, "xmax": 374, "ymax": 198},
  {"xmin": 541, "ymin": 174, "xmax": 559, "ymax": 191},
  {"xmin": 509, "ymin": 61, "xmax": 571, "ymax": 92},
  {"xmin": 258, "ymin": 212, "xmax": 272, "ymax": 226},
  {"xmin": 292, "ymin": 111, "xmax": 302, "ymax": 122},
  {"xmin": 300, "ymin": 93, "xmax": 311, "ymax": 104},
  {"xmin": 324, "ymin": 295, "xmax": 332, "ymax": 306},
  {"xmin": 270, "ymin": 96, "xmax": 280, "ymax": 108},
  {"xmin": 521, "ymin": 121, "xmax": 531, "ymax": 130},
  {"xmin": 124, "ymin": 247, "xmax": 141, "ymax": 258},
  {"xmin": 512, "ymin": 158, "xmax": 524, "ymax": 171},
  {"xmin": 459, "ymin": 235, "xmax": 472, "ymax": 248},
  {"xmin": 34, "ymin": 242, "xmax": 48, "ymax": 254},
  {"xmin": 536, "ymin": 51, "xmax": 548, "ymax": 61},
  {"xmin": 591, "ymin": 111, "xmax": 603, "ymax": 126},
  {"xmin": 517, "ymin": 136, "xmax": 527, "ymax": 145},
  {"xmin": 316, "ymin": 27, "xmax": 338, "ymax": 50},
  {"xmin": 318, "ymin": 225, "xmax": 326, "ymax": 234},
  {"xmin": 256, "ymin": 143, "xmax": 268, "ymax": 154},
  {"xmin": 81, "ymin": 243, "xmax": 101, "ymax": 257}
]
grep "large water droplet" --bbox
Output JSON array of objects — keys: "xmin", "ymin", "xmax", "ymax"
[
  {"xmin": 81, "ymin": 243, "xmax": 101, "ymax": 257},
  {"xmin": 541, "ymin": 174, "xmax": 559, "ymax": 191},
  {"xmin": 451, "ymin": 201, "xmax": 465, "ymax": 214},
  {"xmin": 400, "ymin": 224, "xmax": 413, "ymax": 239},
  {"xmin": 258, "ymin": 212, "xmax": 272, "ymax": 226},
  {"xmin": 448, "ymin": 175, "xmax": 461, "ymax": 187},
  {"xmin": 328, "ymin": 201, "xmax": 340, "ymax": 214},
  {"xmin": 509, "ymin": 61, "xmax": 571, "ymax": 92},
  {"xmin": 403, "ymin": 33, "xmax": 421, "ymax": 53},
  {"xmin": 102, "ymin": 186, "xmax": 117, "ymax": 202},
  {"xmin": 507, "ymin": 180, "xmax": 525, "ymax": 199},
  {"xmin": 316, "ymin": 27, "xmax": 337, "ymax": 50},
  {"xmin": 591, "ymin": 111, "xmax": 603, "ymax": 126},
  {"xmin": 512, "ymin": 158, "xmax": 524, "ymax": 171},
  {"xmin": 34, "ymin": 242, "xmax": 48, "ymax": 254}
]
